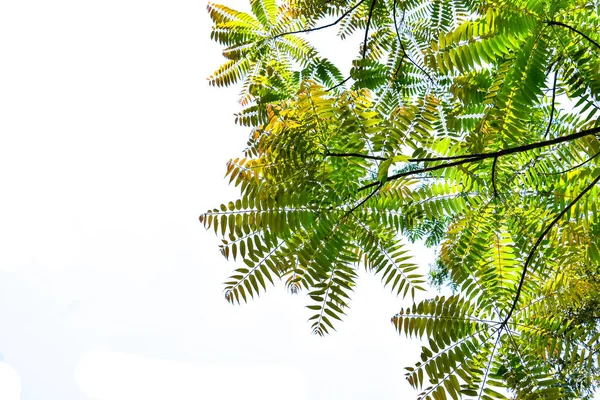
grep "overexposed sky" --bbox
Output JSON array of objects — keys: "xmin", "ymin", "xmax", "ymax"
[{"xmin": 0, "ymin": 0, "xmax": 438, "ymax": 398}]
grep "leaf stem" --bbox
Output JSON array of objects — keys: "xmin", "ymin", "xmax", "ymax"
[
  {"xmin": 347, "ymin": 183, "xmax": 383, "ymax": 215},
  {"xmin": 477, "ymin": 328, "xmax": 502, "ymax": 400}
]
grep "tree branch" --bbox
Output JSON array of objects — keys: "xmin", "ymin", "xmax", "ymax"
[
  {"xmin": 358, "ymin": 156, "xmax": 480, "ymax": 191},
  {"xmin": 322, "ymin": 0, "xmax": 377, "ymax": 92},
  {"xmin": 358, "ymin": 127, "xmax": 600, "ymax": 192},
  {"xmin": 546, "ymin": 20, "xmax": 600, "ymax": 51},
  {"xmin": 326, "ymin": 76, "xmax": 351, "ymax": 91},
  {"xmin": 491, "ymin": 157, "xmax": 499, "ymax": 198},
  {"xmin": 544, "ymin": 69, "xmax": 559, "ymax": 139},
  {"xmin": 392, "ymin": 0, "xmax": 435, "ymax": 85},
  {"xmin": 541, "ymin": 150, "xmax": 600, "ymax": 175},
  {"xmin": 413, "ymin": 127, "xmax": 600, "ymax": 162},
  {"xmin": 347, "ymin": 182, "xmax": 383, "ymax": 215},
  {"xmin": 502, "ymin": 172, "xmax": 600, "ymax": 325},
  {"xmin": 271, "ymin": 0, "xmax": 367, "ymax": 39},
  {"xmin": 362, "ymin": 0, "xmax": 377, "ymax": 59},
  {"xmin": 326, "ymin": 151, "xmax": 386, "ymax": 161}
]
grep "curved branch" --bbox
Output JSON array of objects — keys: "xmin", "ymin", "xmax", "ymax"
[
  {"xmin": 326, "ymin": 151, "xmax": 386, "ymax": 161},
  {"xmin": 392, "ymin": 0, "xmax": 435, "ymax": 85},
  {"xmin": 326, "ymin": 76, "xmax": 351, "ymax": 91},
  {"xmin": 347, "ymin": 183, "xmax": 383, "ymax": 215},
  {"xmin": 491, "ymin": 157, "xmax": 499, "ymax": 198},
  {"xmin": 546, "ymin": 20, "xmax": 600, "ymax": 51},
  {"xmin": 544, "ymin": 70, "xmax": 559, "ymax": 139},
  {"xmin": 362, "ymin": 0, "xmax": 378, "ymax": 59},
  {"xmin": 540, "ymin": 150, "xmax": 600, "ymax": 175},
  {"xmin": 320, "ymin": 0, "xmax": 377, "ymax": 90},
  {"xmin": 271, "ymin": 0, "xmax": 367, "ymax": 39},
  {"xmin": 502, "ymin": 172, "xmax": 600, "ymax": 324}
]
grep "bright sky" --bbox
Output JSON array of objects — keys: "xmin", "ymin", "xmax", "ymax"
[{"xmin": 0, "ymin": 0, "xmax": 441, "ymax": 398}]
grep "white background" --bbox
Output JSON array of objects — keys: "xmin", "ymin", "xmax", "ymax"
[{"xmin": 0, "ymin": 0, "xmax": 438, "ymax": 398}]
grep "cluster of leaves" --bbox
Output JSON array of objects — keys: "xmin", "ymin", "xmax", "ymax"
[{"xmin": 201, "ymin": 0, "xmax": 600, "ymax": 397}]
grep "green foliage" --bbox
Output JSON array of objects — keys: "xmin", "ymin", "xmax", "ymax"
[{"xmin": 202, "ymin": 0, "xmax": 600, "ymax": 397}]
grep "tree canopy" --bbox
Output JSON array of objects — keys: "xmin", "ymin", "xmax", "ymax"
[{"xmin": 200, "ymin": 0, "xmax": 600, "ymax": 398}]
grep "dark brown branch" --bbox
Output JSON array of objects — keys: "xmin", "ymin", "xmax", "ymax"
[
  {"xmin": 546, "ymin": 20, "xmax": 600, "ymax": 51},
  {"xmin": 358, "ymin": 127, "xmax": 600, "ymax": 191},
  {"xmin": 326, "ymin": 151, "xmax": 386, "ymax": 161},
  {"xmin": 359, "ymin": 156, "xmax": 482, "ymax": 191},
  {"xmin": 326, "ymin": 76, "xmax": 351, "ymax": 91},
  {"xmin": 544, "ymin": 70, "xmax": 559, "ymax": 139},
  {"xmin": 362, "ymin": 0, "xmax": 377, "ymax": 59},
  {"xmin": 392, "ymin": 0, "xmax": 435, "ymax": 85},
  {"xmin": 410, "ymin": 127, "xmax": 600, "ymax": 163},
  {"xmin": 347, "ymin": 183, "xmax": 383, "ymax": 215},
  {"xmin": 502, "ymin": 172, "xmax": 600, "ymax": 325},
  {"xmin": 271, "ymin": 0, "xmax": 367, "ymax": 39},
  {"xmin": 491, "ymin": 157, "xmax": 499, "ymax": 198},
  {"xmin": 314, "ymin": 0, "xmax": 374, "ymax": 91},
  {"xmin": 541, "ymin": 150, "xmax": 600, "ymax": 175}
]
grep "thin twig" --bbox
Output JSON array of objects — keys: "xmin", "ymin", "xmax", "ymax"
[
  {"xmin": 271, "ymin": 0, "xmax": 368, "ymax": 39},
  {"xmin": 540, "ymin": 150, "xmax": 600, "ymax": 175},
  {"xmin": 491, "ymin": 157, "xmax": 499, "ymax": 198},
  {"xmin": 392, "ymin": 0, "xmax": 435, "ymax": 85},
  {"xmin": 347, "ymin": 183, "xmax": 383, "ymax": 215},
  {"xmin": 362, "ymin": 0, "xmax": 378, "ymax": 59},
  {"xmin": 326, "ymin": 76, "xmax": 351, "ymax": 91},
  {"xmin": 419, "ymin": 325, "xmax": 500, "ymax": 399},
  {"xmin": 321, "ymin": 0, "xmax": 376, "ymax": 91},
  {"xmin": 503, "ymin": 328, "xmax": 540, "ymax": 392},
  {"xmin": 545, "ymin": 20, "xmax": 600, "ymax": 51},
  {"xmin": 502, "ymin": 172, "xmax": 600, "ymax": 324},
  {"xmin": 393, "ymin": 314, "xmax": 500, "ymax": 325},
  {"xmin": 544, "ymin": 70, "xmax": 559, "ymax": 139},
  {"xmin": 326, "ymin": 151, "xmax": 386, "ymax": 161}
]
